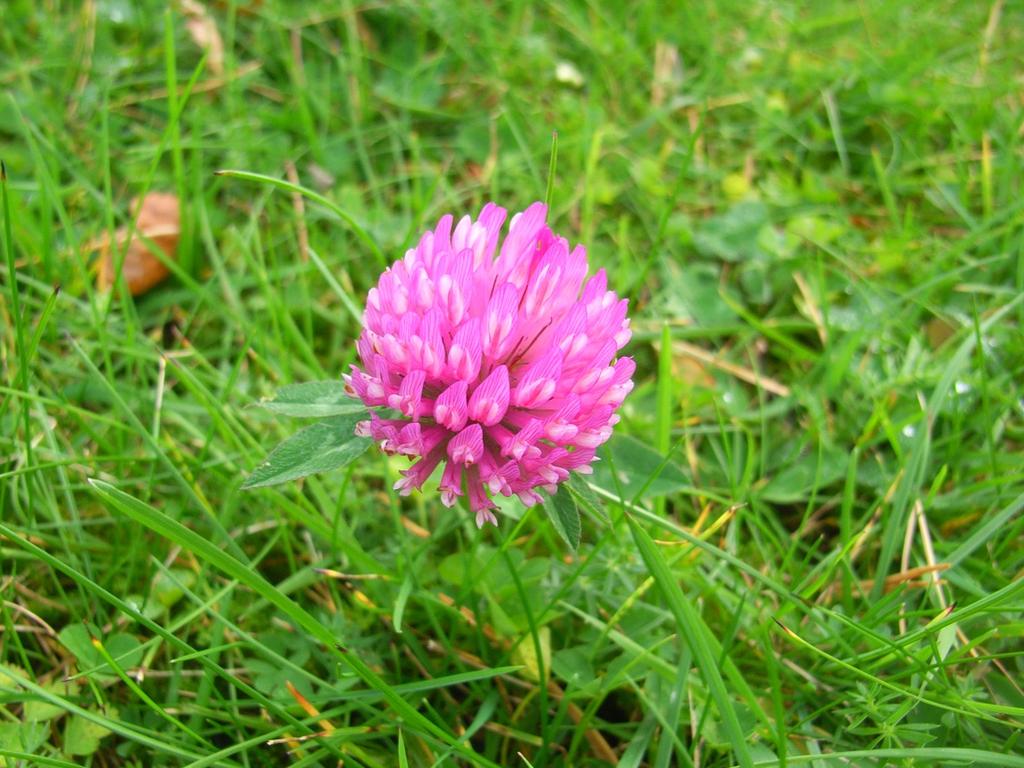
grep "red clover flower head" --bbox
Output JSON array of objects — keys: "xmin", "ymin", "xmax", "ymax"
[{"xmin": 345, "ymin": 202, "xmax": 634, "ymax": 527}]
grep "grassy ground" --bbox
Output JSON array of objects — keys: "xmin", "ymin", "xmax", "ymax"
[{"xmin": 2, "ymin": 0, "xmax": 1023, "ymax": 765}]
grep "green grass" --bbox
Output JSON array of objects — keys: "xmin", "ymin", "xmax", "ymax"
[{"xmin": 2, "ymin": 0, "xmax": 1023, "ymax": 765}]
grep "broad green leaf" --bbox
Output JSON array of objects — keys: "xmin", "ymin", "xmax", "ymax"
[
  {"xmin": 658, "ymin": 262, "xmax": 738, "ymax": 327},
  {"xmin": 0, "ymin": 663, "xmax": 29, "ymax": 686},
  {"xmin": 487, "ymin": 597, "xmax": 520, "ymax": 638},
  {"xmin": 438, "ymin": 549, "xmax": 486, "ymax": 587},
  {"xmin": 550, "ymin": 647, "xmax": 596, "ymax": 688},
  {"xmin": 0, "ymin": 721, "xmax": 47, "ymax": 754},
  {"xmin": 543, "ymin": 485, "xmax": 581, "ymax": 549},
  {"xmin": 693, "ymin": 201, "xmax": 769, "ymax": 263},
  {"xmin": 63, "ymin": 713, "xmax": 113, "ymax": 756},
  {"xmin": 24, "ymin": 681, "xmax": 75, "ymax": 721},
  {"xmin": 760, "ymin": 448, "xmax": 847, "ymax": 503},
  {"xmin": 104, "ymin": 634, "xmax": 144, "ymax": 672},
  {"xmin": 440, "ymin": 548, "xmax": 551, "ymax": 635},
  {"xmin": 512, "ymin": 625, "xmax": 551, "ymax": 682},
  {"xmin": 57, "ymin": 624, "xmax": 103, "ymax": 670},
  {"xmin": 254, "ymin": 381, "xmax": 367, "ymax": 418},
  {"xmin": 58, "ymin": 625, "xmax": 142, "ymax": 681},
  {"xmin": 591, "ymin": 435, "xmax": 690, "ymax": 501},
  {"xmin": 149, "ymin": 567, "xmax": 197, "ymax": 609},
  {"xmin": 0, "ymin": 663, "xmax": 66, "ymax": 724},
  {"xmin": 243, "ymin": 414, "xmax": 372, "ymax": 489},
  {"xmin": 567, "ymin": 474, "xmax": 604, "ymax": 520}
]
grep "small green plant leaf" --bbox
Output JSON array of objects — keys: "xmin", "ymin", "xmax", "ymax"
[
  {"xmin": 63, "ymin": 712, "xmax": 113, "ymax": 756},
  {"xmin": 0, "ymin": 721, "xmax": 48, "ymax": 754},
  {"xmin": 512, "ymin": 625, "xmax": 551, "ymax": 682},
  {"xmin": 57, "ymin": 624, "xmax": 103, "ymax": 670},
  {"xmin": 591, "ymin": 434, "xmax": 690, "ymax": 501},
  {"xmin": 148, "ymin": 567, "xmax": 196, "ymax": 610},
  {"xmin": 567, "ymin": 474, "xmax": 604, "ymax": 521},
  {"xmin": 58, "ymin": 625, "xmax": 143, "ymax": 682},
  {"xmin": 24, "ymin": 682, "xmax": 73, "ymax": 722},
  {"xmin": 693, "ymin": 201, "xmax": 769, "ymax": 263},
  {"xmin": 104, "ymin": 634, "xmax": 144, "ymax": 672},
  {"xmin": 543, "ymin": 484, "xmax": 581, "ymax": 550},
  {"xmin": 0, "ymin": 663, "xmax": 29, "ymax": 686},
  {"xmin": 254, "ymin": 381, "xmax": 367, "ymax": 418},
  {"xmin": 243, "ymin": 414, "xmax": 371, "ymax": 489}
]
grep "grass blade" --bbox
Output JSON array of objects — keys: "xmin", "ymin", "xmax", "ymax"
[
  {"xmin": 625, "ymin": 514, "xmax": 755, "ymax": 768},
  {"xmin": 544, "ymin": 130, "xmax": 558, "ymax": 209}
]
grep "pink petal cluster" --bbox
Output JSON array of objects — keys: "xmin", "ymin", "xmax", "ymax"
[{"xmin": 345, "ymin": 202, "xmax": 634, "ymax": 527}]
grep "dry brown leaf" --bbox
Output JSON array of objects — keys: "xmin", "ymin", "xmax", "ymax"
[
  {"xmin": 181, "ymin": 0, "xmax": 224, "ymax": 76},
  {"xmin": 99, "ymin": 192, "xmax": 180, "ymax": 296},
  {"xmin": 672, "ymin": 339, "xmax": 790, "ymax": 397},
  {"xmin": 210, "ymin": 0, "xmax": 263, "ymax": 15},
  {"xmin": 652, "ymin": 41, "xmax": 682, "ymax": 108},
  {"xmin": 925, "ymin": 315, "xmax": 958, "ymax": 349}
]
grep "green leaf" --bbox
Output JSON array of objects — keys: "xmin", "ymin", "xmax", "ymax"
[
  {"xmin": 760, "ymin": 447, "xmax": 847, "ymax": 503},
  {"xmin": 242, "ymin": 414, "xmax": 372, "ymax": 489},
  {"xmin": 398, "ymin": 730, "xmax": 409, "ymax": 768},
  {"xmin": 0, "ymin": 721, "xmax": 48, "ymax": 754},
  {"xmin": 58, "ymin": 625, "xmax": 142, "ymax": 681},
  {"xmin": 693, "ymin": 201, "xmax": 769, "ymax": 263},
  {"xmin": 63, "ymin": 713, "xmax": 113, "ymax": 756},
  {"xmin": 658, "ymin": 262, "xmax": 738, "ymax": 327},
  {"xmin": 57, "ymin": 625, "xmax": 103, "ymax": 670},
  {"xmin": 148, "ymin": 567, "xmax": 196, "ymax": 610},
  {"xmin": 511, "ymin": 625, "xmax": 551, "ymax": 682},
  {"xmin": 104, "ymin": 634, "xmax": 144, "ymax": 672},
  {"xmin": 543, "ymin": 485, "xmax": 581, "ymax": 550},
  {"xmin": 0, "ymin": 663, "xmax": 28, "ymax": 687},
  {"xmin": 25, "ymin": 681, "xmax": 75, "ymax": 722},
  {"xmin": 591, "ymin": 435, "xmax": 690, "ymax": 501},
  {"xmin": 566, "ymin": 475, "xmax": 600, "ymax": 513},
  {"xmin": 487, "ymin": 597, "xmax": 520, "ymax": 638},
  {"xmin": 254, "ymin": 381, "xmax": 367, "ymax": 418},
  {"xmin": 550, "ymin": 647, "xmax": 596, "ymax": 688}
]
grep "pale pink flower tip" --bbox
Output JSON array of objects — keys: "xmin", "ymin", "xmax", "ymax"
[{"xmin": 346, "ymin": 202, "xmax": 634, "ymax": 527}]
